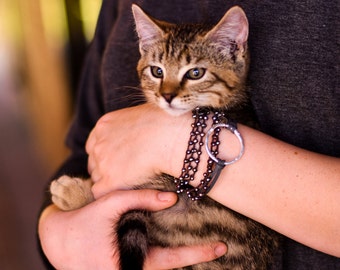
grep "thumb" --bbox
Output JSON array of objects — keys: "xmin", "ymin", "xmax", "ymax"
[{"xmin": 94, "ymin": 189, "xmax": 178, "ymax": 216}]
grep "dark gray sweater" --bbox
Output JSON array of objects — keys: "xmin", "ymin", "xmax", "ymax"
[{"xmin": 44, "ymin": 0, "xmax": 339, "ymax": 269}]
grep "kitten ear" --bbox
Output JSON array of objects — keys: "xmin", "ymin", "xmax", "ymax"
[
  {"xmin": 132, "ymin": 4, "xmax": 164, "ymax": 53},
  {"xmin": 205, "ymin": 6, "xmax": 248, "ymax": 52}
]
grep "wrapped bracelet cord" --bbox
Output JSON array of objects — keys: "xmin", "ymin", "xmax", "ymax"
[{"xmin": 175, "ymin": 107, "xmax": 244, "ymax": 200}]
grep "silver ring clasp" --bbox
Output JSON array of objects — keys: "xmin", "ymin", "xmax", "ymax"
[{"xmin": 205, "ymin": 121, "xmax": 244, "ymax": 166}]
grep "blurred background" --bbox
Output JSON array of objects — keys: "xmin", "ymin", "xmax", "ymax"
[{"xmin": 0, "ymin": 0, "xmax": 101, "ymax": 269}]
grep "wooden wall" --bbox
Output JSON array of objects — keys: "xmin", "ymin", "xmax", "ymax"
[
  {"xmin": 0, "ymin": 1, "xmax": 100, "ymax": 269},
  {"xmin": 18, "ymin": 0, "xmax": 72, "ymax": 171}
]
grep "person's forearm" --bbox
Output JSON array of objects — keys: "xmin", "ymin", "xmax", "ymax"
[
  {"xmin": 177, "ymin": 124, "xmax": 340, "ymax": 256},
  {"xmin": 87, "ymin": 104, "xmax": 340, "ymax": 256}
]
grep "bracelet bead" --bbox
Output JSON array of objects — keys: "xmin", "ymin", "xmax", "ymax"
[{"xmin": 175, "ymin": 107, "xmax": 244, "ymax": 200}]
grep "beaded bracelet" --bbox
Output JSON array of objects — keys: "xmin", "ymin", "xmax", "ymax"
[{"xmin": 175, "ymin": 107, "xmax": 244, "ymax": 200}]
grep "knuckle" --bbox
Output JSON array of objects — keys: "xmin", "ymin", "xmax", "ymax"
[
  {"xmin": 97, "ymin": 113, "xmax": 113, "ymax": 126},
  {"xmin": 92, "ymin": 143, "xmax": 101, "ymax": 157}
]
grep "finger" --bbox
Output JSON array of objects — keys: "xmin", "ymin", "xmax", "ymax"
[
  {"xmin": 145, "ymin": 243, "xmax": 228, "ymax": 270},
  {"xmin": 87, "ymin": 152, "xmax": 95, "ymax": 175},
  {"xmin": 85, "ymin": 128, "xmax": 97, "ymax": 154},
  {"xmin": 90, "ymin": 169, "xmax": 102, "ymax": 186}
]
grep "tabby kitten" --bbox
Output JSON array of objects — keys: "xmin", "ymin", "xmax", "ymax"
[{"xmin": 50, "ymin": 5, "xmax": 279, "ymax": 270}]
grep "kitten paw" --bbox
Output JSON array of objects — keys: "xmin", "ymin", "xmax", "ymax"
[{"xmin": 50, "ymin": 176, "xmax": 94, "ymax": 211}]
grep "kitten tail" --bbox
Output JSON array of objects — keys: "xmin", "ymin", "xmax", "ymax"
[{"xmin": 116, "ymin": 210, "xmax": 149, "ymax": 270}]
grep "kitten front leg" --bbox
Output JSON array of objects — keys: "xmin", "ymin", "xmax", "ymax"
[{"xmin": 50, "ymin": 176, "xmax": 94, "ymax": 211}]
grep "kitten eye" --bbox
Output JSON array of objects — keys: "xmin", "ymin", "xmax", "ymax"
[
  {"xmin": 185, "ymin": 68, "xmax": 206, "ymax": 80},
  {"xmin": 150, "ymin": 66, "xmax": 164, "ymax": 78}
]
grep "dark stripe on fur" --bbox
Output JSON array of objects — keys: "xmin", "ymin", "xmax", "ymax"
[
  {"xmin": 211, "ymin": 71, "xmax": 235, "ymax": 91},
  {"xmin": 117, "ymin": 210, "xmax": 149, "ymax": 270}
]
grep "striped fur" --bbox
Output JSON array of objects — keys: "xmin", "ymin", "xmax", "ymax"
[
  {"xmin": 116, "ymin": 174, "xmax": 279, "ymax": 270},
  {"xmin": 51, "ymin": 5, "xmax": 279, "ymax": 270},
  {"xmin": 134, "ymin": 5, "xmax": 249, "ymax": 116},
  {"xmin": 115, "ymin": 5, "xmax": 279, "ymax": 270}
]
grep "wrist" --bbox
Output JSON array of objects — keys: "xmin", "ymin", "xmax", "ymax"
[
  {"xmin": 157, "ymin": 108, "xmax": 193, "ymax": 177},
  {"xmin": 165, "ymin": 109, "xmax": 245, "ymax": 196},
  {"xmin": 38, "ymin": 204, "xmax": 67, "ymax": 269},
  {"xmin": 155, "ymin": 106, "xmax": 245, "ymax": 198}
]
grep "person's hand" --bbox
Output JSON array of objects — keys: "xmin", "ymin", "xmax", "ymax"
[
  {"xmin": 86, "ymin": 103, "xmax": 193, "ymax": 198},
  {"xmin": 39, "ymin": 189, "xmax": 227, "ymax": 270}
]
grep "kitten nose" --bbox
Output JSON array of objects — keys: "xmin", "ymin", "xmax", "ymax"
[{"xmin": 162, "ymin": 93, "xmax": 176, "ymax": 104}]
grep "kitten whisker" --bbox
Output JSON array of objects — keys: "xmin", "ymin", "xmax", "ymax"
[{"xmin": 106, "ymin": 85, "xmax": 147, "ymax": 106}]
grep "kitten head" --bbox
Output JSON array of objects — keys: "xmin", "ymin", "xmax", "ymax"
[{"xmin": 132, "ymin": 4, "xmax": 249, "ymax": 115}]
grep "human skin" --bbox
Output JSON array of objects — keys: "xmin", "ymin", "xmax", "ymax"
[
  {"xmin": 39, "ymin": 190, "xmax": 227, "ymax": 269},
  {"xmin": 86, "ymin": 103, "xmax": 340, "ymax": 257}
]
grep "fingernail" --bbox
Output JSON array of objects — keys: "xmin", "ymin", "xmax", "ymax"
[
  {"xmin": 214, "ymin": 244, "xmax": 227, "ymax": 257},
  {"xmin": 157, "ymin": 192, "xmax": 176, "ymax": 202}
]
